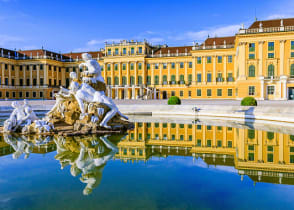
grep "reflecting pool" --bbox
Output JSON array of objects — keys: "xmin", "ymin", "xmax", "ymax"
[{"xmin": 1, "ymin": 117, "xmax": 294, "ymax": 209}]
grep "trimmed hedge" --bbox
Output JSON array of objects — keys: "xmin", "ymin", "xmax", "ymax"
[
  {"xmin": 241, "ymin": 97, "xmax": 257, "ymax": 106},
  {"xmin": 168, "ymin": 96, "xmax": 181, "ymax": 105}
]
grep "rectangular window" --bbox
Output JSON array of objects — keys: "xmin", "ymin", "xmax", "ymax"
[
  {"xmin": 180, "ymin": 91, "xmax": 183, "ymax": 97},
  {"xmin": 19, "ymin": 92, "xmax": 22, "ymax": 98},
  {"xmin": 188, "ymin": 74, "xmax": 192, "ymax": 82},
  {"xmin": 268, "ymin": 42, "xmax": 274, "ymax": 51},
  {"xmin": 249, "ymin": 86, "xmax": 255, "ymax": 96},
  {"xmin": 163, "ymin": 63, "xmax": 167, "ymax": 69},
  {"xmin": 107, "ymin": 49, "xmax": 111, "ymax": 55},
  {"xmin": 249, "ymin": 43, "xmax": 255, "ymax": 52},
  {"xmin": 197, "ymin": 139, "xmax": 201, "ymax": 146},
  {"xmin": 207, "ymin": 73, "xmax": 212, "ymax": 82},
  {"xmin": 115, "ymin": 48, "xmax": 119, "ymax": 55},
  {"xmin": 248, "ymin": 145, "xmax": 254, "ymax": 151},
  {"xmin": 228, "ymin": 55, "xmax": 232, "ymax": 63},
  {"xmin": 138, "ymin": 47, "xmax": 142, "ymax": 54},
  {"xmin": 138, "ymin": 63, "xmax": 142, "ymax": 70},
  {"xmin": 171, "ymin": 63, "xmax": 175, "ymax": 69},
  {"xmin": 131, "ymin": 48, "xmax": 135, "ymax": 54},
  {"xmin": 207, "ymin": 140, "xmax": 211, "ymax": 147},
  {"xmin": 228, "ymin": 89, "xmax": 233, "ymax": 96},
  {"xmin": 248, "ymin": 153, "xmax": 254, "ymax": 161},
  {"xmin": 228, "ymin": 141, "xmax": 232, "ymax": 148},
  {"xmin": 249, "ymin": 54, "xmax": 255, "ymax": 59},
  {"xmin": 155, "ymin": 64, "xmax": 159, "ymax": 69},
  {"xmin": 180, "ymin": 62, "xmax": 184, "ymax": 68},
  {"xmin": 147, "ymin": 63, "xmax": 150, "ymax": 70},
  {"xmin": 197, "ymin": 125, "xmax": 201, "ymax": 130},
  {"xmin": 291, "ymin": 41, "xmax": 294, "ymax": 50},
  {"xmin": 107, "ymin": 64, "xmax": 111, "ymax": 71},
  {"xmin": 207, "ymin": 56, "xmax": 212, "ymax": 63},
  {"xmin": 268, "ymin": 53, "xmax": 274, "ymax": 58},
  {"xmin": 188, "ymin": 91, "xmax": 192, "ymax": 97},
  {"xmin": 267, "ymin": 86, "xmax": 275, "ymax": 95},
  {"xmin": 197, "ymin": 89, "xmax": 201, "ymax": 96},
  {"xmin": 122, "ymin": 64, "xmax": 126, "ymax": 70},
  {"xmin": 217, "ymin": 89, "xmax": 222, "ymax": 96},
  {"xmin": 123, "ymin": 48, "xmax": 126, "ymax": 55},
  {"xmin": 291, "ymin": 52, "xmax": 294, "ymax": 58},
  {"xmin": 267, "ymin": 154, "xmax": 273, "ymax": 162},
  {"xmin": 217, "ymin": 73, "xmax": 223, "ymax": 82},
  {"xmin": 217, "ymin": 56, "xmax": 222, "ymax": 63},
  {"xmin": 197, "ymin": 73, "xmax": 201, "ymax": 82},
  {"xmin": 114, "ymin": 64, "xmax": 118, "ymax": 70},
  {"xmin": 189, "ymin": 62, "xmax": 192, "ymax": 68},
  {"xmin": 207, "ymin": 89, "xmax": 212, "ymax": 96},
  {"xmin": 227, "ymin": 73, "xmax": 233, "ymax": 82},
  {"xmin": 217, "ymin": 140, "xmax": 222, "ymax": 147},
  {"xmin": 197, "ymin": 57, "xmax": 201, "ymax": 64}
]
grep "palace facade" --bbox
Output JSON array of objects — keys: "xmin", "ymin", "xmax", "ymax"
[{"xmin": 2, "ymin": 18, "xmax": 294, "ymax": 100}]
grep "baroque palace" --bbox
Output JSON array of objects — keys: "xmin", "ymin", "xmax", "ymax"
[{"xmin": 1, "ymin": 18, "xmax": 294, "ymax": 100}]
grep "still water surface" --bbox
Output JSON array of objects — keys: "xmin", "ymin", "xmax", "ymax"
[{"xmin": 1, "ymin": 117, "xmax": 294, "ymax": 209}]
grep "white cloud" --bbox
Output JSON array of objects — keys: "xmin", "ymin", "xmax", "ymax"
[
  {"xmin": 169, "ymin": 24, "xmax": 241, "ymax": 43},
  {"xmin": 0, "ymin": 34, "xmax": 23, "ymax": 46},
  {"xmin": 266, "ymin": 14, "xmax": 294, "ymax": 20}
]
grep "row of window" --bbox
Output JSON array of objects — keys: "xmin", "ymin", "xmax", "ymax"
[
  {"xmin": 104, "ymin": 57, "xmax": 233, "ymax": 71},
  {"xmin": 137, "ymin": 123, "xmax": 233, "ymax": 131},
  {"xmin": 0, "ymin": 78, "xmax": 63, "ymax": 86},
  {"xmin": 107, "ymin": 47, "xmax": 143, "ymax": 56},
  {"xmin": 0, "ymin": 91, "xmax": 44, "ymax": 98},
  {"xmin": 248, "ymin": 64, "xmax": 294, "ymax": 78},
  {"xmin": 106, "ymin": 73, "xmax": 234, "ymax": 85},
  {"xmin": 0, "ymin": 64, "xmax": 81, "ymax": 73}
]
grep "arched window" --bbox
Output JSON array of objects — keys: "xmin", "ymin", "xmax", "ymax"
[
  {"xmin": 130, "ymin": 76, "xmax": 135, "ymax": 85},
  {"xmin": 154, "ymin": 75, "xmax": 159, "ymax": 85},
  {"xmin": 248, "ymin": 129, "xmax": 255, "ymax": 139},
  {"xmin": 162, "ymin": 75, "xmax": 167, "ymax": 85},
  {"xmin": 66, "ymin": 78, "xmax": 70, "ymax": 88},
  {"xmin": 130, "ymin": 63, "xmax": 134, "ymax": 70},
  {"xmin": 114, "ymin": 76, "xmax": 119, "ymax": 85},
  {"xmin": 291, "ymin": 64, "xmax": 294, "ymax": 77},
  {"xmin": 268, "ymin": 64, "xmax": 274, "ymax": 77},
  {"xmin": 147, "ymin": 76, "xmax": 151, "ymax": 85},
  {"xmin": 122, "ymin": 76, "xmax": 127, "ymax": 85},
  {"xmin": 107, "ymin": 77, "xmax": 111, "ymax": 85},
  {"xmin": 248, "ymin": 65, "xmax": 255, "ymax": 77},
  {"xmin": 179, "ymin": 75, "xmax": 184, "ymax": 84},
  {"xmin": 267, "ymin": 132, "xmax": 274, "ymax": 140},
  {"xmin": 138, "ymin": 76, "xmax": 142, "ymax": 85}
]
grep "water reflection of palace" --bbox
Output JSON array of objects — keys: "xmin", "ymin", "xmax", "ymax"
[
  {"xmin": 2, "ymin": 121, "xmax": 294, "ymax": 190},
  {"xmin": 115, "ymin": 122, "xmax": 294, "ymax": 185}
]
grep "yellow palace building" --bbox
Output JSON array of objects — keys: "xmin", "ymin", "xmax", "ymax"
[{"xmin": 2, "ymin": 18, "xmax": 294, "ymax": 100}]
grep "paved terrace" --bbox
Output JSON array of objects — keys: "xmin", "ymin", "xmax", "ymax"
[{"xmin": 1, "ymin": 99, "xmax": 294, "ymax": 107}]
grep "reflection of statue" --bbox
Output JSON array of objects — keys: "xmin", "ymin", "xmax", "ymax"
[
  {"xmin": 3, "ymin": 134, "xmax": 53, "ymax": 159},
  {"xmin": 54, "ymin": 134, "xmax": 120, "ymax": 195}
]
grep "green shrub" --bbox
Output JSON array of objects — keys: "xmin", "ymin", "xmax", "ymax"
[
  {"xmin": 168, "ymin": 96, "xmax": 181, "ymax": 105},
  {"xmin": 241, "ymin": 97, "xmax": 257, "ymax": 106}
]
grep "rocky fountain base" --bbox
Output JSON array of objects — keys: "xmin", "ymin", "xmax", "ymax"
[{"xmin": 1, "ymin": 53, "xmax": 133, "ymax": 136}]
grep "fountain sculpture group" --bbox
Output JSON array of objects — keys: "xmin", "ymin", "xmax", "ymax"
[{"xmin": 1, "ymin": 53, "xmax": 133, "ymax": 135}]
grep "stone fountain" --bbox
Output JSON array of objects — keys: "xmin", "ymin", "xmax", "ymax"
[{"xmin": 1, "ymin": 53, "xmax": 133, "ymax": 136}]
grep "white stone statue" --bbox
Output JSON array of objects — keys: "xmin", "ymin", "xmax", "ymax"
[
  {"xmin": 75, "ymin": 53, "xmax": 128, "ymax": 128},
  {"xmin": 3, "ymin": 100, "xmax": 54, "ymax": 133},
  {"xmin": 4, "ymin": 100, "xmax": 38, "ymax": 132},
  {"xmin": 79, "ymin": 53, "xmax": 105, "ymax": 84}
]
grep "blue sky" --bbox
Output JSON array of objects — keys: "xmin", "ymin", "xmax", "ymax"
[{"xmin": 0, "ymin": 0, "xmax": 293, "ymax": 53}]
